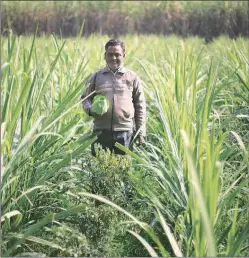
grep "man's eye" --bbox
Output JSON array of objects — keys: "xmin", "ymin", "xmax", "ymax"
[{"xmin": 107, "ymin": 53, "xmax": 121, "ymax": 58}]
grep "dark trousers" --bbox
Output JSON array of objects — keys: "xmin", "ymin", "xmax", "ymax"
[{"xmin": 91, "ymin": 130, "xmax": 134, "ymax": 156}]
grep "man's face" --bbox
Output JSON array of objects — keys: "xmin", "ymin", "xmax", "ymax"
[{"xmin": 105, "ymin": 45, "xmax": 125, "ymax": 70}]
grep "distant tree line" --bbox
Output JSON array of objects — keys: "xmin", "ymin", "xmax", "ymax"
[{"xmin": 1, "ymin": 2, "xmax": 249, "ymax": 40}]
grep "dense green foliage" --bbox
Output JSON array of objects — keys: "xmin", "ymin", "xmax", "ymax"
[
  {"xmin": 1, "ymin": 32, "xmax": 249, "ymax": 256},
  {"xmin": 2, "ymin": 1, "xmax": 249, "ymax": 38}
]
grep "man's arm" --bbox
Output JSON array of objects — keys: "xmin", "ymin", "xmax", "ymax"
[
  {"xmin": 81, "ymin": 72, "xmax": 97, "ymax": 116},
  {"xmin": 133, "ymin": 76, "xmax": 146, "ymax": 143}
]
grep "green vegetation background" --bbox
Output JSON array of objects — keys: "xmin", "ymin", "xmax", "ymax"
[
  {"xmin": 1, "ymin": 1, "xmax": 249, "ymax": 256},
  {"xmin": 2, "ymin": 1, "xmax": 249, "ymax": 39}
]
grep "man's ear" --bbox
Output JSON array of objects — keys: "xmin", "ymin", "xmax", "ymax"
[{"xmin": 123, "ymin": 53, "xmax": 126, "ymax": 58}]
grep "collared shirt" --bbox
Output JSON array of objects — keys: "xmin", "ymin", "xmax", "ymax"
[{"xmin": 81, "ymin": 66, "xmax": 146, "ymax": 136}]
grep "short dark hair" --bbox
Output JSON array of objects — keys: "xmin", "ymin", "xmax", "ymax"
[{"xmin": 105, "ymin": 39, "xmax": 125, "ymax": 53}]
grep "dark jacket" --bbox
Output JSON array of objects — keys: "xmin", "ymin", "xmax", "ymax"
[{"xmin": 81, "ymin": 66, "xmax": 146, "ymax": 136}]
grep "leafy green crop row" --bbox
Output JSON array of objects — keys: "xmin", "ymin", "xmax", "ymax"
[{"xmin": 1, "ymin": 31, "xmax": 249, "ymax": 256}]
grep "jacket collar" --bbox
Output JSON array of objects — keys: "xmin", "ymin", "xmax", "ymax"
[{"xmin": 101, "ymin": 65, "xmax": 128, "ymax": 74}]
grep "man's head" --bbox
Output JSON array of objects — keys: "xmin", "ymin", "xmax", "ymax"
[{"xmin": 104, "ymin": 39, "xmax": 125, "ymax": 70}]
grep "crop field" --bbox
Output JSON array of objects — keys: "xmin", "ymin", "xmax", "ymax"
[{"xmin": 1, "ymin": 32, "xmax": 249, "ymax": 256}]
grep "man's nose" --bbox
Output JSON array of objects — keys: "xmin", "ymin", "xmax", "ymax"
[{"xmin": 111, "ymin": 54, "xmax": 117, "ymax": 60}]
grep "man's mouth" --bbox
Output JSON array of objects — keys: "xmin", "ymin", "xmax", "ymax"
[{"xmin": 108, "ymin": 62, "xmax": 119, "ymax": 68}]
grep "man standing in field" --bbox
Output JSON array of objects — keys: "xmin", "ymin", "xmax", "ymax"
[{"xmin": 81, "ymin": 39, "xmax": 146, "ymax": 156}]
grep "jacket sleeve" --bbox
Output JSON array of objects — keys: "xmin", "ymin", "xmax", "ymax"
[
  {"xmin": 133, "ymin": 76, "xmax": 146, "ymax": 136},
  {"xmin": 81, "ymin": 72, "xmax": 97, "ymax": 116}
]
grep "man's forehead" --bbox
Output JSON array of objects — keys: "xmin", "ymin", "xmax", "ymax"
[{"xmin": 106, "ymin": 45, "xmax": 123, "ymax": 53}]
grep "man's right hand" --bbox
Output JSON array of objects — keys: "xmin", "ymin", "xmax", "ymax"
[
  {"xmin": 89, "ymin": 108, "xmax": 103, "ymax": 117},
  {"xmin": 89, "ymin": 108, "xmax": 98, "ymax": 117}
]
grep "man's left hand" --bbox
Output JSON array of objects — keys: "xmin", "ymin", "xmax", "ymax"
[{"xmin": 138, "ymin": 135, "xmax": 145, "ymax": 145}]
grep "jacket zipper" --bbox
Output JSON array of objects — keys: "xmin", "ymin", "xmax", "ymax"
[
  {"xmin": 110, "ymin": 69, "xmax": 118, "ymax": 133},
  {"xmin": 111, "ymin": 93, "xmax": 114, "ymax": 132}
]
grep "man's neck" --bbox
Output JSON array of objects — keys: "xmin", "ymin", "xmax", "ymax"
[{"xmin": 107, "ymin": 65, "xmax": 121, "ymax": 75}]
